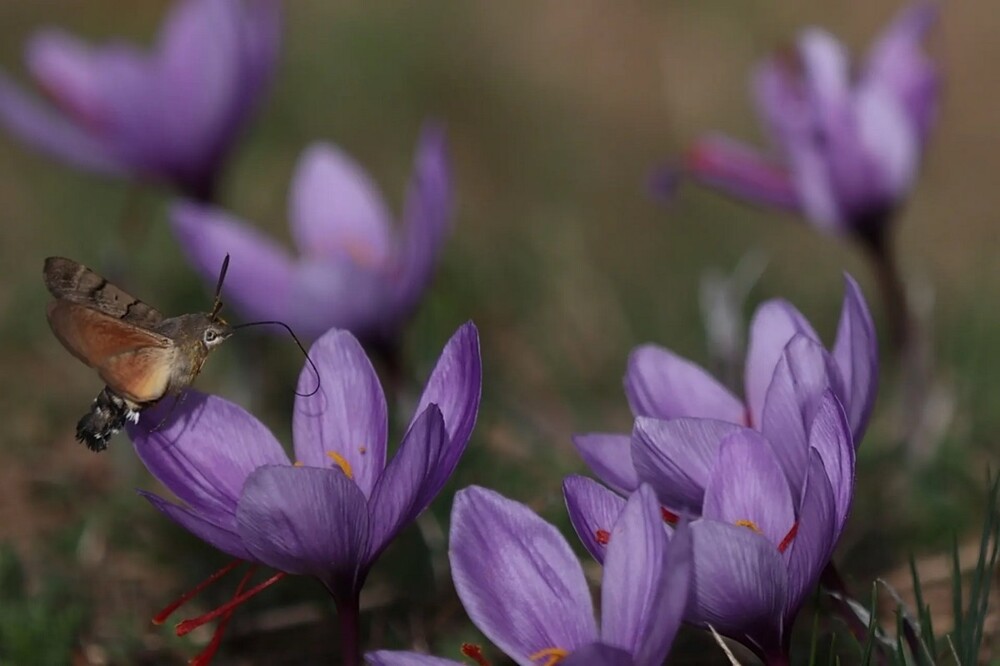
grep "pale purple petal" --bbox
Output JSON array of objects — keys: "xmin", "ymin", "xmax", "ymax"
[
  {"xmin": 170, "ymin": 201, "xmax": 295, "ymax": 324},
  {"xmin": 784, "ymin": 449, "xmax": 837, "ymax": 616},
  {"xmin": 807, "ymin": 391, "xmax": 855, "ymax": 533},
  {"xmin": 571, "ymin": 433, "xmax": 638, "ymax": 495},
  {"xmin": 292, "ymin": 328, "xmax": 387, "ymax": 497},
  {"xmin": 625, "ymin": 344, "xmax": 745, "ymax": 423},
  {"xmin": 25, "ymin": 30, "xmax": 108, "ymax": 127},
  {"xmin": 140, "ymin": 490, "xmax": 252, "ymax": 560},
  {"xmin": 287, "ymin": 257, "xmax": 392, "ymax": 340},
  {"xmin": 744, "ymin": 299, "xmax": 821, "ymax": 429},
  {"xmin": 852, "ymin": 83, "xmax": 920, "ymax": 203},
  {"xmin": 366, "ymin": 405, "xmax": 447, "ymax": 560},
  {"xmin": 797, "ymin": 28, "xmax": 851, "ymax": 109},
  {"xmin": 688, "ymin": 520, "xmax": 786, "ymax": 653},
  {"xmin": 450, "ymin": 487, "xmax": 598, "ymax": 665},
  {"xmin": 563, "ymin": 475, "xmax": 627, "ymax": 564},
  {"xmin": 288, "ymin": 143, "xmax": 393, "ymax": 264},
  {"xmin": 760, "ymin": 335, "xmax": 845, "ymax": 496},
  {"xmin": 632, "ymin": 417, "xmax": 743, "ymax": 513},
  {"xmin": 235, "ymin": 465, "xmax": 370, "ymax": 588},
  {"xmin": 130, "ymin": 391, "xmax": 289, "ymax": 519},
  {"xmin": 563, "ymin": 644, "xmax": 634, "ymax": 666},
  {"xmin": 702, "ymin": 431, "xmax": 795, "ymax": 548},
  {"xmin": 684, "ymin": 134, "xmax": 800, "ymax": 210},
  {"xmin": 832, "ymin": 274, "xmax": 878, "ymax": 440},
  {"xmin": 365, "ymin": 653, "xmax": 462, "ymax": 666},
  {"xmin": 235, "ymin": 0, "xmax": 281, "ymax": 113}
]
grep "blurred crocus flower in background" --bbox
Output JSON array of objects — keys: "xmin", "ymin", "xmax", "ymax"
[
  {"xmin": 129, "ymin": 323, "xmax": 481, "ymax": 664},
  {"xmin": 172, "ymin": 123, "xmax": 451, "ymax": 347},
  {"xmin": 573, "ymin": 275, "xmax": 876, "ymax": 499},
  {"xmin": 566, "ymin": 393, "xmax": 855, "ymax": 663},
  {"xmin": 367, "ymin": 484, "xmax": 693, "ymax": 666},
  {"xmin": 0, "ymin": 0, "xmax": 280, "ymax": 201}
]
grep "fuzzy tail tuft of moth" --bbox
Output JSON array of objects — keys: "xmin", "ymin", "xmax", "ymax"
[{"xmin": 75, "ymin": 386, "xmax": 138, "ymax": 452}]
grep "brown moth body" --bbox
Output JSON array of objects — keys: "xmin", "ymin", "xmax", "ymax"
[{"xmin": 43, "ymin": 256, "xmax": 233, "ymax": 451}]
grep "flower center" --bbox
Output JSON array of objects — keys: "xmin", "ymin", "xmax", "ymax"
[
  {"xmin": 461, "ymin": 643, "xmax": 491, "ymax": 665},
  {"xmin": 530, "ymin": 647, "xmax": 570, "ymax": 665},
  {"xmin": 661, "ymin": 506, "xmax": 679, "ymax": 525},
  {"xmin": 595, "ymin": 529, "xmax": 611, "ymax": 546},
  {"xmin": 326, "ymin": 450, "xmax": 354, "ymax": 479}
]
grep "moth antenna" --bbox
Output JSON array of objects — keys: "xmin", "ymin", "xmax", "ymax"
[
  {"xmin": 210, "ymin": 254, "xmax": 231, "ymax": 319},
  {"xmin": 233, "ymin": 320, "xmax": 321, "ymax": 397}
]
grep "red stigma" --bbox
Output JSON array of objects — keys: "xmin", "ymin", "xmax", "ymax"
[
  {"xmin": 461, "ymin": 643, "xmax": 491, "ymax": 666},
  {"xmin": 189, "ymin": 565, "xmax": 258, "ymax": 666},
  {"xmin": 153, "ymin": 560, "xmax": 242, "ymax": 625},
  {"xmin": 595, "ymin": 529, "xmax": 611, "ymax": 546},
  {"xmin": 176, "ymin": 571, "xmax": 287, "ymax": 637},
  {"xmin": 778, "ymin": 522, "xmax": 799, "ymax": 554},
  {"xmin": 661, "ymin": 507, "xmax": 679, "ymax": 525}
]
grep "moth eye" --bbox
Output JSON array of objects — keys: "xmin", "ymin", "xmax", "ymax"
[{"xmin": 204, "ymin": 330, "xmax": 218, "ymax": 343}]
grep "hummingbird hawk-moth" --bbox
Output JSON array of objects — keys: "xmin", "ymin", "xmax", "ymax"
[{"xmin": 44, "ymin": 255, "xmax": 234, "ymax": 452}]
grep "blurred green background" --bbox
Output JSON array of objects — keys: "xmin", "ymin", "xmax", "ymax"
[{"xmin": 1, "ymin": 1, "xmax": 999, "ymax": 664}]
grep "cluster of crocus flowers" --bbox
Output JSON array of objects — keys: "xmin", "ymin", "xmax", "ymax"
[
  {"xmin": 662, "ymin": 3, "xmax": 937, "ymax": 243},
  {"xmin": 367, "ymin": 484, "xmax": 693, "ymax": 666},
  {"xmin": 129, "ymin": 323, "xmax": 481, "ymax": 664},
  {"xmin": 0, "ymin": 0, "xmax": 280, "ymax": 201},
  {"xmin": 171, "ymin": 123, "xmax": 452, "ymax": 345}
]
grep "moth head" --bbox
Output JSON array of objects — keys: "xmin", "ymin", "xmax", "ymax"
[{"xmin": 202, "ymin": 319, "xmax": 234, "ymax": 349}]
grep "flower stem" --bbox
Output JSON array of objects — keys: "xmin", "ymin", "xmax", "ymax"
[
  {"xmin": 337, "ymin": 590, "xmax": 362, "ymax": 666},
  {"xmin": 763, "ymin": 651, "xmax": 791, "ymax": 666},
  {"xmin": 858, "ymin": 225, "xmax": 911, "ymax": 354}
]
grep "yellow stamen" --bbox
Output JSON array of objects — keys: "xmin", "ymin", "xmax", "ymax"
[
  {"xmin": 326, "ymin": 451, "xmax": 354, "ymax": 479},
  {"xmin": 529, "ymin": 648, "xmax": 569, "ymax": 666},
  {"xmin": 734, "ymin": 519, "xmax": 763, "ymax": 534},
  {"xmin": 293, "ymin": 461, "xmax": 304, "ymax": 467}
]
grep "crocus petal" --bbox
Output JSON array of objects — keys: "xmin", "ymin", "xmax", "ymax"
[
  {"xmin": 702, "ymin": 431, "xmax": 795, "ymax": 548},
  {"xmin": 806, "ymin": 391, "xmax": 855, "ymax": 532},
  {"xmin": 563, "ymin": 644, "xmax": 635, "ymax": 666},
  {"xmin": 0, "ymin": 71, "xmax": 124, "ymax": 174},
  {"xmin": 409, "ymin": 322, "xmax": 482, "ymax": 479},
  {"xmin": 393, "ymin": 122, "xmax": 452, "ymax": 314},
  {"xmin": 236, "ymin": 465, "xmax": 370, "ymax": 589},
  {"xmin": 571, "ymin": 433, "xmax": 638, "ymax": 495},
  {"xmin": 233, "ymin": 0, "xmax": 281, "ymax": 117},
  {"xmin": 784, "ymin": 449, "xmax": 837, "ymax": 616},
  {"xmin": 852, "ymin": 82, "xmax": 919, "ymax": 205},
  {"xmin": 288, "ymin": 256, "xmax": 393, "ymax": 340},
  {"xmin": 632, "ymin": 417, "xmax": 743, "ymax": 513},
  {"xmin": 744, "ymin": 299, "xmax": 821, "ymax": 429},
  {"xmin": 365, "ymin": 653, "xmax": 462, "ymax": 666},
  {"xmin": 684, "ymin": 134, "xmax": 800, "ymax": 210},
  {"xmin": 863, "ymin": 2, "xmax": 939, "ymax": 142},
  {"xmin": 130, "ymin": 391, "xmax": 289, "ymax": 519},
  {"xmin": 366, "ymin": 405, "xmax": 447, "ymax": 560},
  {"xmin": 450, "ymin": 487, "xmax": 598, "ymax": 665},
  {"xmin": 798, "ymin": 28, "xmax": 851, "ymax": 109},
  {"xmin": 832, "ymin": 275, "xmax": 878, "ymax": 441},
  {"xmin": 293, "ymin": 328, "xmax": 387, "ymax": 498},
  {"xmin": 563, "ymin": 475, "xmax": 627, "ymax": 564},
  {"xmin": 760, "ymin": 335, "xmax": 844, "ymax": 496},
  {"xmin": 688, "ymin": 520, "xmax": 787, "ymax": 654},
  {"xmin": 170, "ymin": 201, "xmax": 295, "ymax": 324},
  {"xmin": 625, "ymin": 344, "xmax": 745, "ymax": 423},
  {"xmin": 140, "ymin": 490, "xmax": 252, "ymax": 561},
  {"xmin": 602, "ymin": 486, "xmax": 690, "ymax": 666},
  {"xmin": 25, "ymin": 30, "xmax": 107, "ymax": 127},
  {"xmin": 288, "ymin": 143, "xmax": 393, "ymax": 264}
]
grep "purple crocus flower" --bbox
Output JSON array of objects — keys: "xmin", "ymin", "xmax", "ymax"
[
  {"xmin": 566, "ymin": 392, "xmax": 855, "ymax": 663},
  {"xmin": 367, "ymin": 484, "xmax": 693, "ymax": 666},
  {"xmin": 0, "ymin": 0, "xmax": 280, "ymax": 201},
  {"xmin": 170, "ymin": 123, "xmax": 451, "ymax": 345},
  {"xmin": 130, "ymin": 322, "xmax": 480, "ymax": 664},
  {"xmin": 574, "ymin": 275, "xmax": 875, "ymax": 501},
  {"xmin": 661, "ymin": 2, "xmax": 937, "ymax": 238}
]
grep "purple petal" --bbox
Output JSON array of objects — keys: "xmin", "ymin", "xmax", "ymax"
[
  {"xmin": 287, "ymin": 256, "xmax": 393, "ymax": 340},
  {"xmin": 760, "ymin": 335, "xmax": 845, "ymax": 497},
  {"xmin": 234, "ymin": 0, "xmax": 281, "ymax": 114},
  {"xmin": 409, "ymin": 322, "xmax": 481, "ymax": 481},
  {"xmin": 702, "ymin": 431, "xmax": 795, "ymax": 548},
  {"xmin": 625, "ymin": 344, "xmax": 745, "ymax": 423},
  {"xmin": 170, "ymin": 201, "xmax": 295, "ymax": 324},
  {"xmin": 563, "ymin": 644, "xmax": 634, "ymax": 666},
  {"xmin": 602, "ymin": 486, "xmax": 689, "ymax": 665},
  {"xmin": 235, "ymin": 465, "xmax": 370, "ymax": 587},
  {"xmin": 288, "ymin": 143, "xmax": 393, "ymax": 264},
  {"xmin": 744, "ymin": 299, "xmax": 820, "ymax": 430},
  {"xmin": 684, "ymin": 134, "xmax": 800, "ymax": 210},
  {"xmin": 632, "ymin": 417, "xmax": 744, "ymax": 513},
  {"xmin": 25, "ymin": 30, "xmax": 108, "ymax": 129},
  {"xmin": 807, "ymin": 391, "xmax": 855, "ymax": 533},
  {"xmin": 392, "ymin": 122, "xmax": 452, "ymax": 315},
  {"xmin": 366, "ymin": 405, "xmax": 447, "ymax": 560},
  {"xmin": 832, "ymin": 274, "xmax": 878, "ymax": 441},
  {"xmin": 863, "ymin": 2, "xmax": 939, "ymax": 142},
  {"xmin": 784, "ymin": 449, "xmax": 837, "ymax": 616},
  {"xmin": 563, "ymin": 475, "xmax": 627, "ymax": 564},
  {"xmin": 851, "ymin": 82, "xmax": 921, "ymax": 208},
  {"xmin": 0, "ymin": 70, "xmax": 124, "ymax": 174},
  {"xmin": 449, "ymin": 487, "xmax": 598, "ymax": 664},
  {"xmin": 571, "ymin": 433, "xmax": 638, "ymax": 495},
  {"xmin": 130, "ymin": 391, "xmax": 288, "ymax": 519},
  {"xmin": 140, "ymin": 490, "xmax": 252, "ymax": 560},
  {"xmin": 292, "ymin": 328, "xmax": 387, "ymax": 498},
  {"xmin": 365, "ymin": 653, "xmax": 462, "ymax": 666},
  {"xmin": 688, "ymin": 520, "xmax": 787, "ymax": 653}
]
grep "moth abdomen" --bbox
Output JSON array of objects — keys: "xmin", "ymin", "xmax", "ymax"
[{"xmin": 75, "ymin": 387, "xmax": 140, "ymax": 452}]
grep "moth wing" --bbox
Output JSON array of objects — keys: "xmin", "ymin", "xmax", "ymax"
[
  {"xmin": 98, "ymin": 346, "xmax": 177, "ymax": 403},
  {"xmin": 47, "ymin": 300, "xmax": 172, "ymax": 369},
  {"xmin": 44, "ymin": 257, "xmax": 164, "ymax": 327}
]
